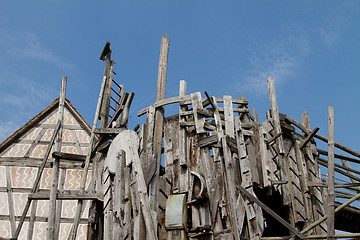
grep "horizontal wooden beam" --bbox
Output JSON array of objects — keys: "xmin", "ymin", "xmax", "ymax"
[
  {"xmin": 52, "ymin": 152, "xmax": 86, "ymax": 161},
  {"xmin": 0, "ymin": 215, "xmax": 88, "ymax": 224},
  {"xmin": 94, "ymin": 128, "xmax": 124, "ymax": 134},
  {"xmin": 28, "ymin": 191, "xmax": 103, "ymax": 201},
  {"xmin": 138, "ymin": 96, "xmax": 249, "ymax": 117}
]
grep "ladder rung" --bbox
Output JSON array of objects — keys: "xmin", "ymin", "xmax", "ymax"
[
  {"xmin": 110, "ymin": 105, "xmax": 116, "ymax": 112},
  {"xmin": 112, "ymin": 79, "xmax": 121, "ymax": 88},
  {"xmin": 111, "ymin": 88, "xmax": 121, "ymax": 98},
  {"xmin": 110, "ymin": 96, "xmax": 119, "ymax": 105}
]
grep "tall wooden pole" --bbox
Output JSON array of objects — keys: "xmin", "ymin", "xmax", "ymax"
[
  {"xmin": 149, "ymin": 35, "xmax": 169, "ymax": 211},
  {"xmin": 327, "ymin": 106, "xmax": 335, "ymax": 239},
  {"xmin": 46, "ymin": 76, "xmax": 67, "ymax": 240},
  {"xmin": 153, "ymin": 34, "xmax": 169, "ymax": 155}
]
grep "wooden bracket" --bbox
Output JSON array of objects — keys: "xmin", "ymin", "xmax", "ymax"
[{"xmin": 299, "ymin": 127, "xmax": 320, "ymax": 149}]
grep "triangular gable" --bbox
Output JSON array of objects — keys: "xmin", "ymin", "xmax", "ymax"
[
  {"xmin": 0, "ymin": 98, "xmax": 92, "ymax": 239},
  {"xmin": 0, "ymin": 98, "xmax": 92, "ymax": 158}
]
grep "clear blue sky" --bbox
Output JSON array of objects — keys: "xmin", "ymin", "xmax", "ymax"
[{"xmin": 1, "ymin": 1, "xmax": 360, "ymax": 156}]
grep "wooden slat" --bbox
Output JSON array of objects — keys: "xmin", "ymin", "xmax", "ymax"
[
  {"xmin": 267, "ymin": 77, "xmax": 285, "ymax": 154},
  {"xmin": 327, "ymin": 106, "xmax": 335, "ymax": 239},
  {"xmin": 5, "ymin": 166, "xmax": 16, "ymax": 237},
  {"xmin": 191, "ymin": 92, "xmax": 206, "ymax": 134}
]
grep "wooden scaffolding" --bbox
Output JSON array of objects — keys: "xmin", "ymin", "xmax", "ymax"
[{"xmin": 1, "ymin": 35, "xmax": 360, "ymax": 240}]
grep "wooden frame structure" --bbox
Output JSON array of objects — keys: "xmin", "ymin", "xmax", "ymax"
[{"xmin": 1, "ymin": 35, "xmax": 360, "ymax": 239}]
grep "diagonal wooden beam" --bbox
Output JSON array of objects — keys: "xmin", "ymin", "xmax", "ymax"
[{"xmin": 237, "ymin": 185, "xmax": 306, "ymax": 239}]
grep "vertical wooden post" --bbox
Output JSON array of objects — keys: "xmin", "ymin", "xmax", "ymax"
[
  {"xmin": 179, "ymin": 80, "xmax": 188, "ymax": 193},
  {"xmin": 149, "ymin": 34, "xmax": 170, "ymax": 209},
  {"xmin": 327, "ymin": 106, "xmax": 335, "ymax": 239},
  {"xmin": 100, "ymin": 52, "xmax": 112, "ymax": 128},
  {"xmin": 54, "ymin": 168, "xmax": 66, "ymax": 240},
  {"xmin": 47, "ymin": 76, "xmax": 67, "ymax": 240},
  {"xmin": 267, "ymin": 77, "xmax": 285, "ymax": 154},
  {"xmin": 153, "ymin": 34, "xmax": 169, "ymax": 155},
  {"xmin": 5, "ymin": 166, "xmax": 16, "ymax": 237}
]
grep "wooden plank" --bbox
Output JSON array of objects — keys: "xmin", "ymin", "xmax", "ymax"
[
  {"xmin": 267, "ymin": 77, "xmax": 284, "ymax": 154},
  {"xmin": 54, "ymin": 168, "xmax": 66, "ymax": 240},
  {"xmin": 301, "ymin": 191, "xmax": 360, "ymax": 235},
  {"xmin": 223, "ymin": 96, "xmax": 235, "ymax": 138},
  {"xmin": 211, "ymin": 96, "xmax": 242, "ymax": 240},
  {"xmin": 341, "ymin": 160, "xmax": 360, "ymax": 193},
  {"xmin": 294, "ymin": 140, "xmax": 314, "ymax": 231},
  {"xmin": 149, "ymin": 38, "xmax": 170, "ymax": 214},
  {"xmin": 108, "ymin": 130, "xmax": 157, "ymax": 239},
  {"xmin": 5, "ymin": 166, "xmax": 16, "ymax": 237},
  {"xmin": 99, "ymin": 53, "xmax": 112, "ymax": 128},
  {"xmin": 47, "ymin": 76, "xmax": 67, "ymax": 240},
  {"xmin": 94, "ymin": 128, "xmax": 124, "ymax": 134},
  {"xmin": 52, "ymin": 151, "xmax": 86, "ymax": 161},
  {"xmin": 178, "ymin": 80, "xmax": 189, "ymax": 193},
  {"xmin": 235, "ymin": 117, "xmax": 263, "ymax": 239},
  {"xmin": 26, "ymin": 200, "xmax": 38, "ymax": 240},
  {"xmin": 327, "ymin": 106, "xmax": 335, "ymax": 239},
  {"xmin": 28, "ymin": 192, "xmax": 103, "ymax": 200},
  {"xmin": 116, "ymin": 92, "xmax": 134, "ymax": 128},
  {"xmin": 191, "ymin": 92, "xmax": 206, "ymax": 134}
]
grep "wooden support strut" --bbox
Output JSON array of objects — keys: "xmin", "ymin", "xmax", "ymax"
[
  {"xmin": 46, "ymin": 76, "xmax": 67, "ymax": 240},
  {"xmin": 237, "ymin": 186, "xmax": 306, "ymax": 239}
]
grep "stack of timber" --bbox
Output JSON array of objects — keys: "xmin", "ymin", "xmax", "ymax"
[{"xmin": 2, "ymin": 35, "xmax": 360, "ymax": 240}]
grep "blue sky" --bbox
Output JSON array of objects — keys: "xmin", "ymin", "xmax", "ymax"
[{"xmin": 1, "ymin": 0, "xmax": 360, "ymax": 157}]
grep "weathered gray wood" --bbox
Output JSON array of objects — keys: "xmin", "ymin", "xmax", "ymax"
[
  {"xmin": 27, "ymin": 200, "xmax": 38, "ymax": 240},
  {"xmin": 191, "ymin": 92, "xmax": 206, "ymax": 134},
  {"xmin": 327, "ymin": 106, "xmax": 335, "ymax": 239},
  {"xmin": 235, "ymin": 117, "xmax": 263, "ymax": 239},
  {"xmin": 117, "ymin": 92, "xmax": 134, "ymax": 128},
  {"xmin": 100, "ymin": 54, "xmax": 112, "ymax": 128},
  {"xmin": 5, "ymin": 166, "xmax": 16, "ymax": 237},
  {"xmin": 301, "ymin": 191, "xmax": 360, "ymax": 235},
  {"xmin": 138, "ymin": 95, "xmax": 192, "ymax": 116},
  {"xmin": 109, "ymin": 130, "xmax": 157, "ymax": 239},
  {"xmin": 299, "ymin": 127, "xmax": 319, "ymax": 149},
  {"xmin": 267, "ymin": 77, "xmax": 285, "ymax": 154},
  {"xmin": 211, "ymin": 96, "xmax": 242, "ymax": 239},
  {"xmin": 294, "ymin": 140, "xmax": 314, "ymax": 231},
  {"xmin": 47, "ymin": 76, "xmax": 67, "ymax": 240},
  {"xmin": 317, "ymin": 149, "xmax": 360, "ymax": 165},
  {"xmin": 54, "ymin": 168, "xmax": 66, "ymax": 240},
  {"xmin": 287, "ymin": 114, "xmax": 360, "ymax": 159},
  {"xmin": 238, "ymin": 185, "xmax": 305, "ymax": 239},
  {"xmin": 341, "ymin": 160, "xmax": 360, "ymax": 193},
  {"xmin": 178, "ymin": 80, "xmax": 189, "ymax": 193},
  {"xmin": 103, "ymin": 168, "xmax": 113, "ymax": 240},
  {"xmin": 223, "ymin": 96, "xmax": 235, "ymax": 138}
]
